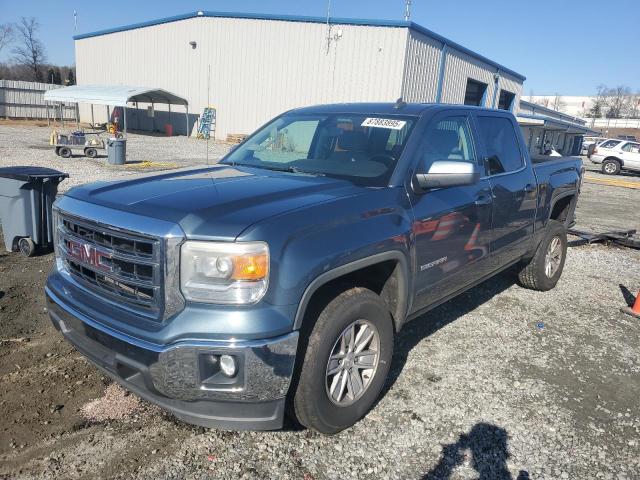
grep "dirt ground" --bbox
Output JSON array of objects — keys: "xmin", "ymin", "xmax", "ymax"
[{"xmin": 1, "ymin": 125, "xmax": 640, "ymax": 479}]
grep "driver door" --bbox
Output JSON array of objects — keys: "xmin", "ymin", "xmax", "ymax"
[{"xmin": 408, "ymin": 113, "xmax": 493, "ymax": 313}]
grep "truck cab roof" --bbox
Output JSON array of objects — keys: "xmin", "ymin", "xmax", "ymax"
[{"xmin": 290, "ymin": 102, "xmax": 512, "ymax": 117}]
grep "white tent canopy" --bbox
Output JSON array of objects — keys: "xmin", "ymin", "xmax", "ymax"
[
  {"xmin": 43, "ymin": 85, "xmax": 188, "ymax": 107},
  {"xmin": 44, "ymin": 85, "xmax": 190, "ymax": 136}
]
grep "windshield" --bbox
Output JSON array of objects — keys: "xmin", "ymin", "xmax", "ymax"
[{"xmin": 222, "ymin": 113, "xmax": 416, "ymax": 186}]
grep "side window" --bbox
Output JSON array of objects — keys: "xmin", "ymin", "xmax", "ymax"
[
  {"xmin": 622, "ymin": 142, "xmax": 640, "ymax": 153},
  {"xmin": 477, "ymin": 116, "xmax": 523, "ymax": 176},
  {"xmin": 421, "ymin": 116, "xmax": 475, "ymax": 172}
]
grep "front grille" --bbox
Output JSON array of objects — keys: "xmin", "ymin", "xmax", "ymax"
[{"xmin": 56, "ymin": 213, "xmax": 163, "ymax": 319}]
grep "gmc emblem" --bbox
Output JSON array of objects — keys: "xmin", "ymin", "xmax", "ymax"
[{"xmin": 67, "ymin": 239, "xmax": 113, "ymax": 272}]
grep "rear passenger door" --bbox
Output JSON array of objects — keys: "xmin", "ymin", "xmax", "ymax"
[
  {"xmin": 474, "ymin": 114, "xmax": 537, "ymax": 268},
  {"xmin": 621, "ymin": 142, "xmax": 640, "ymax": 171}
]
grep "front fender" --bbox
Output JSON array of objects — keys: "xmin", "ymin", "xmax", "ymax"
[{"xmin": 237, "ymin": 187, "xmax": 413, "ymax": 327}]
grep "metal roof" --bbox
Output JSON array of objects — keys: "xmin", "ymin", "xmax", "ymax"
[
  {"xmin": 73, "ymin": 11, "xmax": 526, "ymax": 81},
  {"xmin": 43, "ymin": 85, "xmax": 188, "ymax": 106},
  {"xmin": 517, "ymin": 113, "xmax": 597, "ymax": 135}
]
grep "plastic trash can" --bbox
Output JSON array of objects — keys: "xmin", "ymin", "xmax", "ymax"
[
  {"xmin": 0, "ymin": 166, "xmax": 68, "ymax": 256},
  {"xmin": 107, "ymin": 137, "xmax": 127, "ymax": 165}
]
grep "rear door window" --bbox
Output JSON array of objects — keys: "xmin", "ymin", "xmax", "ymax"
[{"xmin": 476, "ymin": 116, "xmax": 523, "ymax": 176}]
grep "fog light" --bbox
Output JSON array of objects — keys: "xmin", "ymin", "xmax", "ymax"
[{"xmin": 219, "ymin": 355, "xmax": 237, "ymax": 377}]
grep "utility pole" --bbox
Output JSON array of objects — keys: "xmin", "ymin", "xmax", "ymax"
[{"xmin": 404, "ymin": 0, "xmax": 412, "ymax": 21}]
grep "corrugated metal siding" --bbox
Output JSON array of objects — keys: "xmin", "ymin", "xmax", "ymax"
[
  {"xmin": 0, "ymin": 80, "xmax": 75, "ymax": 119},
  {"xmin": 75, "ymin": 17, "xmax": 407, "ymax": 138},
  {"xmin": 440, "ymin": 49, "xmax": 499, "ymax": 106},
  {"xmin": 401, "ymin": 30, "xmax": 442, "ymax": 102}
]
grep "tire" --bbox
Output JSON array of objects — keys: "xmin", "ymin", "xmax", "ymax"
[
  {"xmin": 517, "ymin": 219, "xmax": 567, "ymax": 291},
  {"xmin": 85, "ymin": 147, "xmax": 97, "ymax": 158},
  {"xmin": 601, "ymin": 159, "xmax": 621, "ymax": 175},
  {"xmin": 293, "ymin": 287, "xmax": 394, "ymax": 434},
  {"xmin": 59, "ymin": 147, "xmax": 72, "ymax": 158},
  {"xmin": 18, "ymin": 237, "xmax": 36, "ymax": 257}
]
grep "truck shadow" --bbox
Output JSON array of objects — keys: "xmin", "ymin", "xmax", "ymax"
[
  {"xmin": 422, "ymin": 421, "xmax": 530, "ymax": 480},
  {"xmin": 382, "ymin": 271, "xmax": 517, "ymax": 398}
]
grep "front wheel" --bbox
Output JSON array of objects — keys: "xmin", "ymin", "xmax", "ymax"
[
  {"xmin": 517, "ymin": 219, "xmax": 567, "ymax": 291},
  {"xmin": 293, "ymin": 287, "xmax": 394, "ymax": 434}
]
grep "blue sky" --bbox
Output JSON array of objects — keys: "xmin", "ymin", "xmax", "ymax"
[{"xmin": 1, "ymin": 0, "xmax": 638, "ymax": 96}]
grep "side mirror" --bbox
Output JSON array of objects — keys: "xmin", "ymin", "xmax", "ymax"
[{"xmin": 413, "ymin": 160, "xmax": 480, "ymax": 192}]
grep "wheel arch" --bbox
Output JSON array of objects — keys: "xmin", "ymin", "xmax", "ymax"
[
  {"xmin": 549, "ymin": 192, "xmax": 577, "ymax": 226},
  {"xmin": 603, "ymin": 156, "xmax": 623, "ymax": 166},
  {"xmin": 292, "ymin": 251, "xmax": 410, "ymax": 333}
]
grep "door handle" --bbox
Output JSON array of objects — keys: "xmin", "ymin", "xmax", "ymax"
[
  {"xmin": 475, "ymin": 194, "xmax": 492, "ymax": 206},
  {"xmin": 524, "ymin": 184, "xmax": 536, "ymax": 193}
]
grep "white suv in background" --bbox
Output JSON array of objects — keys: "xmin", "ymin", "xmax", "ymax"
[{"xmin": 591, "ymin": 140, "xmax": 640, "ymax": 175}]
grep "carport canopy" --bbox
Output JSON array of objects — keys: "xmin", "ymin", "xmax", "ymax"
[{"xmin": 43, "ymin": 85, "xmax": 189, "ymax": 135}]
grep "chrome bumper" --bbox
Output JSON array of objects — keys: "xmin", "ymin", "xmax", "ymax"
[{"xmin": 45, "ymin": 287, "xmax": 299, "ymax": 430}]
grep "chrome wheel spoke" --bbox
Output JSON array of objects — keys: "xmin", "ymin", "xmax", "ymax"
[
  {"xmin": 349, "ymin": 368, "xmax": 364, "ymax": 397},
  {"xmin": 354, "ymin": 350, "xmax": 377, "ymax": 368}
]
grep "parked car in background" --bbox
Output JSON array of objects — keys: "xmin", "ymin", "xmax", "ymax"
[
  {"xmin": 617, "ymin": 135, "xmax": 637, "ymax": 141},
  {"xmin": 581, "ymin": 136, "xmax": 607, "ymax": 156},
  {"xmin": 591, "ymin": 140, "xmax": 640, "ymax": 175},
  {"xmin": 45, "ymin": 103, "xmax": 584, "ymax": 434}
]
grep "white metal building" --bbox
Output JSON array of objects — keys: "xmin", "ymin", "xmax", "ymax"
[{"xmin": 74, "ymin": 11, "xmax": 526, "ymax": 138}]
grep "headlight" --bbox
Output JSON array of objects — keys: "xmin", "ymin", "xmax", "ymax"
[{"xmin": 180, "ymin": 241, "xmax": 269, "ymax": 304}]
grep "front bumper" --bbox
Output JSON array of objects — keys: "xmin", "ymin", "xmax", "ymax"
[{"xmin": 46, "ymin": 287, "xmax": 299, "ymax": 430}]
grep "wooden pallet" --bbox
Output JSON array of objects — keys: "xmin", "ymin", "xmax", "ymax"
[{"xmin": 226, "ymin": 133, "xmax": 247, "ymax": 144}]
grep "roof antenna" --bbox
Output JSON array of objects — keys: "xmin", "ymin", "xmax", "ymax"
[
  {"xmin": 404, "ymin": 0, "xmax": 412, "ymax": 21},
  {"xmin": 394, "ymin": 97, "xmax": 407, "ymax": 109}
]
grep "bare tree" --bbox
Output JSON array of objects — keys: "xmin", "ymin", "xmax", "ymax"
[
  {"xmin": 12, "ymin": 17, "xmax": 47, "ymax": 82},
  {"xmin": 604, "ymin": 85, "xmax": 631, "ymax": 119},
  {"xmin": 551, "ymin": 93, "xmax": 566, "ymax": 112},
  {"xmin": 586, "ymin": 84, "xmax": 608, "ymax": 118},
  {"xmin": 0, "ymin": 23, "xmax": 13, "ymax": 55}
]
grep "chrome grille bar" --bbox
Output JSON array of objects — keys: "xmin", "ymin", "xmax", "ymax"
[{"xmin": 57, "ymin": 212, "xmax": 163, "ymax": 319}]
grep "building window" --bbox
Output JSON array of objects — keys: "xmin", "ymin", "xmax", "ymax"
[
  {"xmin": 497, "ymin": 90, "xmax": 515, "ymax": 111},
  {"xmin": 463, "ymin": 79, "xmax": 488, "ymax": 106}
]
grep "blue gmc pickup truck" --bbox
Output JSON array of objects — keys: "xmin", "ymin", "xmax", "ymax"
[{"xmin": 46, "ymin": 103, "xmax": 583, "ymax": 434}]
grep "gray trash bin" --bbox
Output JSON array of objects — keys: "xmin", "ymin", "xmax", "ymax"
[
  {"xmin": 0, "ymin": 167, "xmax": 68, "ymax": 256},
  {"xmin": 107, "ymin": 137, "xmax": 127, "ymax": 165}
]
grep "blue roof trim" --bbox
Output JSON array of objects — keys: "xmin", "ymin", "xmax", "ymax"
[
  {"xmin": 520, "ymin": 99, "xmax": 585, "ymax": 125},
  {"xmin": 73, "ymin": 10, "xmax": 525, "ymax": 81}
]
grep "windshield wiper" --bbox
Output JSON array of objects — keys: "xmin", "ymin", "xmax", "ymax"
[{"xmin": 231, "ymin": 162, "xmax": 324, "ymax": 176}]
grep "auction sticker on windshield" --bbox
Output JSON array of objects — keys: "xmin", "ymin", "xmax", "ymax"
[{"xmin": 361, "ymin": 118, "xmax": 407, "ymax": 130}]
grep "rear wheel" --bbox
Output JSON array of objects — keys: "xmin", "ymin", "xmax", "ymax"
[
  {"xmin": 85, "ymin": 147, "xmax": 98, "ymax": 158},
  {"xmin": 293, "ymin": 287, "xmax": 394, "ymax": 434},
  {"xmin": 59, "ymin": 147, "xmax": 72, "ymax": 158},
  {"xmin": 602, "ymin": 159, "xmax": 621, "ymax": 175},
  {"xmin": 517, "ymin": 219, "xmax": 567, "ymax": 291}
]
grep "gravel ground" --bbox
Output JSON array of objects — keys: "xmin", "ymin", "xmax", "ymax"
[
  {"xmin": 0, "ymin": 123, "xmax": 231, "ymax": 192},
  {"xmin": 1, "ymin": 123, "xmax": 639, "ymax": 479}
]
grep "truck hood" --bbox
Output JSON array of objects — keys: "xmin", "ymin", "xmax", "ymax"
[{"xmin": 65, "ymin": 165, "xmax": 365, "ymax": 239}]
